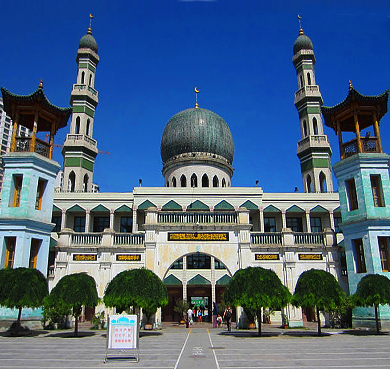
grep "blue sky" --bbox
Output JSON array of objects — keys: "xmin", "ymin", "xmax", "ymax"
[{"xmin": 1, "ymin": 0, "xmax": 390, "ymax": 192}]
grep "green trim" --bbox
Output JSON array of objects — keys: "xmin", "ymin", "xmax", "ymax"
[
  {"xmin": 49, "ymin": 237, "xmax": 58, "ymax": 248},
  {"xmin": 300, "ymin": 158, "xmax": 330, "ymax": 172},
  {"xmin": 216, "ymin": 274, "xmax": 231, "ymax": 285},
  {"xmin": 263, "ymin": 205, "xmax": 281, "ymax": 213},
  {"xmin": 240, "ymin": 200, "xmax": 258, "ymax": 210},
  {"xmin": 67, "ymin": 204, "xmax": 85, "ymax": 213},
  {"xmin": 214, "ymin": 200, "xmax": 234, "ymax": 211},
  {"xmin": 187, "ymin": 200, "xmax": 209, "ymax": 211},
  {"xmin": 72, "ymin": 105, "xmax": 95, "ymax": 118},
  {"xmin": 188, "ymin": 274, "xmax": 211, "ymax": 285},
  {"xmin": 298, "ymin": 106, "xmax": 321, "ymax": 119},
  {"xmin": 163, "ymin": 274, "xmax": 182, "ymax": 285},
  {"xmin": 91, "ymin": 204, "xmax": 109, "ymax": 212},
  {"xmin": 53, "ymin": 204, "xmax": 61, "ymax": 212},
  {"xmin": 310, "ymin": 205, "xmax": 328, "ymax": 213},
  {"xmin": 302, "ymin": 64, "xmax": 313, "ymax": 70},
  {"xmin": 78, "ymin": 63, "xmax": 88, "ymax": 69},
  {"xmin": 286, "ymin": 205, "xmax": 305, "ymax": 213},
  {"xmin": 162, "ymin": 200, "xmax": 182, "ymax": 211},
  {"xmin": 115, "ymin": 204, "xmax": 132, "ymax": 213},
  {"xmin": 138, "ymin": 200, "xmax": 156, "ymax": 210},
  {"xmin": 333, "ymin": 206, "xmax": 341, "ymax": 213},
  {"xmin": 64, "ymin": 157, "xmax": 94, "ymax": 171},
  {"xmin": 87, "ymin": 64, "xmax": 96, "ymax": 73}
]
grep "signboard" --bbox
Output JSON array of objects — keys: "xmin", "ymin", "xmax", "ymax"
[
  {"xmin": 168, "ymin": 232, "xmax": 229, "ymax": 241},
  {"xmin": 255, "ymin": 254, "xmax": 280, "ymax": 261},
  {"xmin": 191, "ymin": 297, "xmax": 205, "ymax": 307},
  {"xmin": 116, "ymin": 254, "xmax": 141, "ymax": 261},
  {"xmin": 73, "ymin": 254, "xmax": 97, "ymax": 261},
  {"xmin": 299, "ymin": 254, "xmax": 323, "ymax": 260},
  {"xmin": 105, "ymin": 314, "xmax": 139, "ymax": 362}
]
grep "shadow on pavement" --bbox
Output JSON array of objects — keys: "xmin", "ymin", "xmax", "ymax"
[
  {"xmin": 281, "ymin": 331, "xmax": 332, "ymax": 337},
  {"xmin": 0, "ymin": 330, "xmax": 49, "ymax": 337},
  {"xmin": 219, "ymin": 331, "xmax": 280, "ymax": 338},
  {"xmin": 341, "ymin": 330, "xmax": 389, "ymax": 336},
  {"xmin": 44, "ymin": 331, "xmax": 97, "ymax": 338}
]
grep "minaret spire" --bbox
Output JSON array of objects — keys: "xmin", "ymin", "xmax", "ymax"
[{"xmin": 194, "ymin": 87, "xmax": 199, "ymax": 108}]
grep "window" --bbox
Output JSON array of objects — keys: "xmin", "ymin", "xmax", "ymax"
[
  {"xmin": 81, "ymin": 71, "xmax": 85, "ymax": 84},
  {"xmin": 286, "ymin": 217, "xmax": 303, "ymax": 232},
  {"xmin": 86, "ymin": 119, "xmax": 90, "ymax": 136},
  {"xmin": 180, "ymin": 175, "xmax": 186, "ymax": 187},
  {"xmin": 191, "ymin": 173, "xmax": 197, "ymax": 187},
  {"xmin": 120, "ymin": 217, "xmax": 133, "ymax": 233},
  {"xmin": 89, "ymin": 74, "xmax": 92, "ymax": 86},
  {"xmin": 4, "ymin": 237, "xmax": 16, "ymax": 268},
  {"xmin": 51, "ymin": 216, "xmax": 62, "ymax": 232},
  {"xmin": 346, "ymin": 178, "xmax": 358, "ymax": 211},
  {"xmin": 303, "ymin": 120, "xmax": 307, "ymax": 137},
  {"xmin": 222, "ymin": 178, "xmax": 226, "ymax": 187},
  {"xmin": 334, "ymin": 216, "xmax": 342, "ymax": 233},
  {"xmin": 313, "ymin": 117, "xmax": 318, "ymax": 135},
  {"xmin": 310, "ymin": 217, "xmax": 322, "ymax": 232},
  {"xmin": 299, "ymin": 75, "xmax": 303, "ymax": 88},
  {"xmin": 74, "ymin": 216, "xmax": 86, "ymax": 232},
  {"xmin": 306, "ymin": 175, "xmax": 312, "ymax": 193},
  {"xmin": 378, "ymin": 237, "xmax": 390, "ymax": 272},
  {"xmin": 75, "ymin": 116, "xmax": 80, "ymax": 134},
  {"xmin": 353, "ymin": 238, "xmax": 366, "ymax": 273},
  {"xmin": 29, "ymin": 239, "xmax": 40, "ymax": 269},
  {"xmin": 172, "ymin": 177, "xmax": 176, "ymax": 187},
  {"xmin": 319, "ymin": 172, "xmax": 327, "ymax": 193},
  {"xmin": 307, "ymin": 72, "xmax": 311, "ymax": 85},
  {"xmin": 213, "ymin": 175, "xmax": 219, "ymax": 187},
  {"xmin": 171, "ymin": 258, "xmax": 183, "ymax": 269},
  {"xmin": 35, "ymin": 179, "xmax": 46, "ymax": 210},
  {"xmin": 264, "ymin": 217, "xmax": 276, "ymax": 232},
  {"xmin": 187, "ymin": 254, "xmax": 211, "ymax": 269},
  {"xmin": 215, "ymin": 259, "xmax": 226, "ymax": 269},
  {"xmin": 11, "ymin": 175, "xmax": 23, "ymax": 207},
  {"xmin": 83, "ymin": 174, "xmax": 89, "ymax": 192},
  {"xmin": 93, "ymin": 216, "xmax": 109, "ymax": 232},
  {"xmin": 371, "ymin": 175, "xmax": 384, "ymax": 207},
  {"xmin": 68, "ymin": 171, "xmax": 76, "ymax": 192},
  {"xmin": 202, "ymin": 174, "xmax": 209, "ymax": 187}
]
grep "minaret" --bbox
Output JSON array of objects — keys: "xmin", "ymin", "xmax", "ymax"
[
  {"xmin": 293, "ymin": 22, "xmax": 333, "ymax": 193},
  {"xmin": 62, "ymin": 17, "xmax": 99, "ymax": 192}
]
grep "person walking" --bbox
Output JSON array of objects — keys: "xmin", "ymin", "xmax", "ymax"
[
  {"xmin": 198, "ymin": 309, "xmax": 202, "ymax": 323},
  {"xmin": 187, "ymin": 307, "xmax": 193, "ymax": 325},
  {"xmin": 223, "ymin": 306, "xmax": 232, "ymax": 331},
  {"xmin": 212, "ymin": 302, "xmax": 218, "ymax": 328}
]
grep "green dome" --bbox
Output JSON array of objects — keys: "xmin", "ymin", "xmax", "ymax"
[
  {"xmin": 79, "ymin": 28, "xmax": 98, "ymax": 53},
  {"xmin": 161, "ymin": 107, "xmax": 234, "ymax": 164},
  {"xmin": 293, "ymin": 29, "xmax": 313, "ymax": 54}
]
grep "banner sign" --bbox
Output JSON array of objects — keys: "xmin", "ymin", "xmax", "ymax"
[
  {"xmin": 116, "ymin": 254, "xmax": 141, "ymax": 261},
  {"xmin": 255, "ymin": 254, "xmax": 280, "ymax": 261},
  {"xmin": 168, "ymin": 232, "xmax": 229, "ymax": 241},
  {"xmin": 191, "ymin": 297, "xmax": 205, "ymax": 307},
  {"xmin": 299, "ymin": 254, "xmax": 323, "ymax": 260},
  {"xmin": 73, "ymin": 254, "xmax": 97, "ymax": 261},
  {"xmin": 105, "ymin": 314, "xmax": 139, "ymax": 363}
]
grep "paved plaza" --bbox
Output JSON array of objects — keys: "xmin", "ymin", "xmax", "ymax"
[{"xmin": 1, "ymin": 323, "xmax": 390, "ymax": 368}]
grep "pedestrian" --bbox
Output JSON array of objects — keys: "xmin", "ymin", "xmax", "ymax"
[
  {"xmin": 217, "ymin": 314, "xmax": 222, "ymax": 328},
  {"xmin": 187, "ymin": 307, "xmax": 193, "ymax": 325},
  {"xmin": 212, "ymin": 302, "xmax": 218, "ymax": 328},
  {"xmin": 223, "ymin": 306, "xmax": 232, "ymax": 331},
  {"xmin": 198, "ymin": 309, "xmax": 202, "ymax": 323}
]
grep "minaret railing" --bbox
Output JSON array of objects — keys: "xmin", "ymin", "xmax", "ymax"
[{"xmin": 157, "ymin": 212, "xmax": 237, "ymax": 224}]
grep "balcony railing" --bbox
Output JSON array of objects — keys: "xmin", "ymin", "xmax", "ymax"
[
  {"xmin": 73, "ymin": 84, "xmax": 98, "ymax": 96},
  {"xmin": 294, "ymin": 232, "xmax": 325, "ymax": 245},
  {"xmin": 297, "ymin": 135, "xmax": 329, "ymax": 148},
  {"xmin": 69, "ymin": 232, "xmax": 144, "ymax": 247},
  {"xmin": 294, "ymin": 85, "xmax": 320, "ymax": 102},
  {"xmin": 251, "ymin": 233, "xmax": 282, "ymax": 245},
  {"xmin": 342, "ymin": 137, "xmax": 379, "ymax": 158},
  {"xmin": 114, "ymin": 233, "xmax": 145, "ymax": 245},
  {"xmin": 66, "ymin": 134, "xmax": 97, "ymax": 147},
  {"xmin": 157, "ymin": 212, "xmax": 237, "ymax": 224},
  {"xmin": 71, "ymin": 233, "xmax": 102, "ymax": 245},
  {"xmin": 14, "ymin": 137, "xmax": 50, "ymax": 158}
]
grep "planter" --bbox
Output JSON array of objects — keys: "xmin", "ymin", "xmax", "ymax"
[
  {"xmin": 144, "ymin": 323, "xmax": 153, "ymax": 330},
  {"xmin": 248, "ymin": 322, "xmax": 256, "ymax": 329}
]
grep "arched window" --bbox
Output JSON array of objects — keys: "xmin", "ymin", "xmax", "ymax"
[
  {"xmin": 89, "ymin": 74, "xmax": 92, "ymax": 86},
  {"xmin": 307, "ymin": 72, "xmax": 311, "ymax": 85},
  {"xmin": 202, "ymin": 174, "xmax": 209, "ymax": 187},
  {"xmin": 75, "ymin": 117, "xmax": 80, "ymax": 134},
  {"xmin": 81, "ymin": 71, "xmax": 85, "ymax": 84},
  {"xmin": 319, "ymin": 172, "xmax": 327, "ymax": 193},
  {"xmin": 83, "ymin": 174, "xmax": 89, "ymax": 192},
  {"xmin": 222, "ymin": 178, "xmax": 226, "ymax": 187},
  {"xmin": 68, "ymin": 171, "xmax": 76, "ymax": 192},
  {"xmin": 166, "ymin": 181, "xmax": 169, "ymax": 187},
  {"xmin": 303, "ymin": 120, "xmax": 307, "ymax": 137},
  {"xmin": 213, "ymin": 175, "xmax": 219, "ymax": 187},
  {"xmin": 172, "ymin": 177, "xmax": 177, "ymax": 187},
  {"xmin": 313, "ymin": 117, "xmax": 318, "ymax": 135},
  {"xmin": 306, "ymin": 175, "xmax": 312, "ymax": 193},
  {"xmin": 299, "ymin": 75, "xmax": 304, "ymax": 88},
  {"xmin": 191, "ymin": 173, "xmax": 197, "ymax": 188},
  {"xmin": 86, "ymin": 119, "xmax": 90, "ymax": 136},
  {"xmin": 180, "ymin": 175, "xmax": 186, "ymax": 187}
]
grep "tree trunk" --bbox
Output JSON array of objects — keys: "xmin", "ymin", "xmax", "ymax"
[
  {"xmin": 374, "ymin": 304, "xmax": 380, "ymax": 334},
  {"xmin": 74, "ymin": 306, "xmax": 82, "ymax": 337},
  {"xmin": 316, "ymin": 306, "xmax": 321, "ymax": 336},
  {"xmin": 257, "ymin": 310, "xmax": 262, "ymax": 336},
  {"xmin": 16, "ymin": 307, "xmax": 22, "ymax": 335}
]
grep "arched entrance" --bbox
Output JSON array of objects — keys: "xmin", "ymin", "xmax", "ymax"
[{"xmin": 162, "ymin": 253, "xmax": 232, "ymax": 322}]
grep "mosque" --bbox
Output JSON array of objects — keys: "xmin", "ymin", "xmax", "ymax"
[{"xmin": 1, "ymin": 22, "xmax": 390, "ymax": 329}]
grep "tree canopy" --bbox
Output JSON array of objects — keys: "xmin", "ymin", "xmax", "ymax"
[
  {"xmin": 352, "ymin": 274, "xmax": 390, "ymax": 333},
  {"xmin": 224, "ymin": 266, "xmax": 291, "ymax": 336},
  {"xmin": 0, "ymin": 267, "xmax": 48, "ymax": 334},
  {"xmin": 103, "ymin": 268, "xmax": 168, "ymax": 316},
  {"xmin": 49, "ymin": 272, "xmax": 98, "ymax": 336},
  {"xmin": 291, "ymin": 268, "xmax": 346, "ymax": 335}
]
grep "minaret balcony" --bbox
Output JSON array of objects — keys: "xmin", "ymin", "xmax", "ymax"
[
  {"xmin": 297, "ymin": 135, "xmax": 331, "ymax": 154},
  {"xmin": 14, "ymin": 136, "xmax": 50, "ymax": 158},
  {"xmin": 341, "ymin": 137, "xmax": 380, "ymax": 159},
  {"xmin": 294, "ymin": 85, "xmax": 322, "ymax": 105},
  {"xmin": 71, "ymin": 84, "xmax": 99, "ymax": 101},
  {"xmin": 63, "ymin": 134, "xmax": 98, "ymax": 154}
]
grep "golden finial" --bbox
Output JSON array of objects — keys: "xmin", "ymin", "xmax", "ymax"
[
  {"xmin": 298, "ymin": 14, "xmax": 304, "ymax": 34},
  {"xmin": 88, "ymin": 14, "xmax": 94, "ymax": 34},
  {"xmin": 38, "ymin": 79, "xmax": 43, "ymax": 89},
  {"xmin": 349, "ymin": 80, "xmax": 353, "ymax": 90},
  {"xmin": 194, "ymin": 87, "xmax": 199, "ymax": 108}
]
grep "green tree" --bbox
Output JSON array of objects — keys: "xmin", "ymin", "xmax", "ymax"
[
  {"xmin": 291, "ymin": 269, "xmax": 346, "ymax": 335},
  {"xmin": 351, "ymin": 274, "xmax": 390, "ymax": 333},
  {"xmin": 42, "ymin": 295, "xmax": 71, "ymax": 329},
  {"xmin": 0, "ymin": 267, "xmax": 48, "ymax": 335},
  {"xmin": 104, "ymin": 268, "xmax": 168, "ymax": 323},
  {"xmin": 173, "ymin": 298, "xmax": 189, "ymax": 322},
  {"xmin": 49, "ymin": 273, "xmax": 99, "ymax": 336},
  {"xmin": 224, "ymin": 266, "xmax": 291, "ymax": 336}
]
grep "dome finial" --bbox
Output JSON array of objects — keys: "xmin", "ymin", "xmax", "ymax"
[
  {"xmin": 194, "ymin": 87, "xmax": 200, "ymax": 108},
  {"xmin": 298, "ymin": 15, "xmax": 304, "ymax": 35},
  {"xmin": 88, "ymin": 14, "xmax": 94, "ymax": 34},
  {"xmin": 349, "ymin": 80, "xmax": 353, "ymax": 90},
  {"xmin": 38, "ymin": 79, "xmax": 43, "ymax": 89}
]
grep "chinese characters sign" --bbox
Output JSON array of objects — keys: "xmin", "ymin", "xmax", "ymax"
[
  {"xmin": 168, "ymin": 232, "xmax": 229, "ymax": 241},
  {"xmin": 107, "ymin": 315, "xmax": 138, "ymax": 350},
  {"xmin": 298, "ymin": 254, "xmax": 323, "ymax": 260},
  {"xmin": 116, "ymin": 254, "xmax": 141, "ymax": 261},
  {"xmin": 73, "ymin": 254, "xmax": 97, "ymax": 261},
  {"xmin": 255, "ymin": 254, "xmax": 280, "ymax": 261}
]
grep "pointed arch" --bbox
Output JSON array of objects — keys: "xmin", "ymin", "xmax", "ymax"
[
  {"xmin": 172, "ymin": 177, "xmax": 176, "ymax": 187},
  {"xmin": 89, "ymin": 74, "xmax": 92, "ymax": 86},
  {"xmin": 75, "ymin": 116, "xmax": 80, "ymax": 134},
  {"xmin": 191, "ymin": 173, "xmax": 197, "ymax": 188},
  {"xmin": 319, "ymin": 172, "xmax": 327, "ymax": 193},
  {"xmin": 303, "ymin": 120, "xmax": 307, "ymax": 137},
  {"xmin": 166, "ymin": 180, "xmax": 169, "ymax": 187},
  {"xmin": 313, "ymin": 117, "xmax": 318, "ymax": 135},
  {"xmin": 180, "ymin": 174, "xmax": 186, "ymax": 187},
  {"xmin": 213, "ymin": 175, "xmax": 219, "ymax": 187},
  {"xmin": 307, "ymin": 72, "xmax": 311, "ymax": 85},
  {"xmin": 299, "ymin": 75, "xmax": 304, "ymax": 88},
  {"xmin": 81, "ymin": 71, "xmax": 85, "ymax": 84},
  {"xmin": 202, "ymin": 174, "xmax": 209, "ymax": 187},
  {"xmin": 83, "ymin": 174, "xmax": 89, "ymax": 192},
  {"xmin": 86, "ymin": 119, "xmax": 90, "ymax": 136},
  {"xmin": 306, "ymin": 174, "xmax": 312, "ymax": 193},
  {"xmin": 68, "ymin": 171, "xmax": 76, "ymax": 192},
  {"xmin": 222, "ymin": 178, "xmax": 226, "ymax": 187}
]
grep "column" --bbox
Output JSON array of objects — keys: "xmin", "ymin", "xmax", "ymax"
[
  {"xmin": 305, "ymin": 210, "xmax": 311, "ymax": 233},
  {"xmin": 49, "ymin": 121, "xmax": 55, "ymax": 159},
  {"xmin": 211, "ymin": 256, "xmax": 216, "ymax": 305},
  {"xmin": 373, "ymin": 111, "xmax": 383, "ymax": 153},
  {"xmin": 10, "ymin": 111, "xmax": 19, "ymax": 152},
  {"xmin": 354, "ymin": 109, "xmax": 362, "ymax": 153},
  {"xmin": 30, "ymin": 110, "xmax": 39, "ymax": 153},
  {"xmin": 183, "ymin": 255, "xmax": 187, "ymax": 301},
  {"xmin": 85, "ymin": 210, "xmax": 91, "ymax": 233},
  {"xmin": 259, "ymin": 207, "xmax": 264, "ymax": 233},
  {"xmin": 282, "ymin": 210, "xmax": 286, "ymax": 229},
  {"xmin": 336, "ymin": 120, "xmax": 343, "ymax": 159},
  {"xmin": 61, "ymin": 209, "xmax": 67, "ymax": 231},
  {"xmin": 329, "ymin": 210, "xmax": 335, "ymax": 231},
  {"xmin": 109, "ymin": 209, "xmax": 115, "ymax": 230},
  {"xmin": 132, "ymin": 208, "xmax": 138, "ymax": 233}
]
